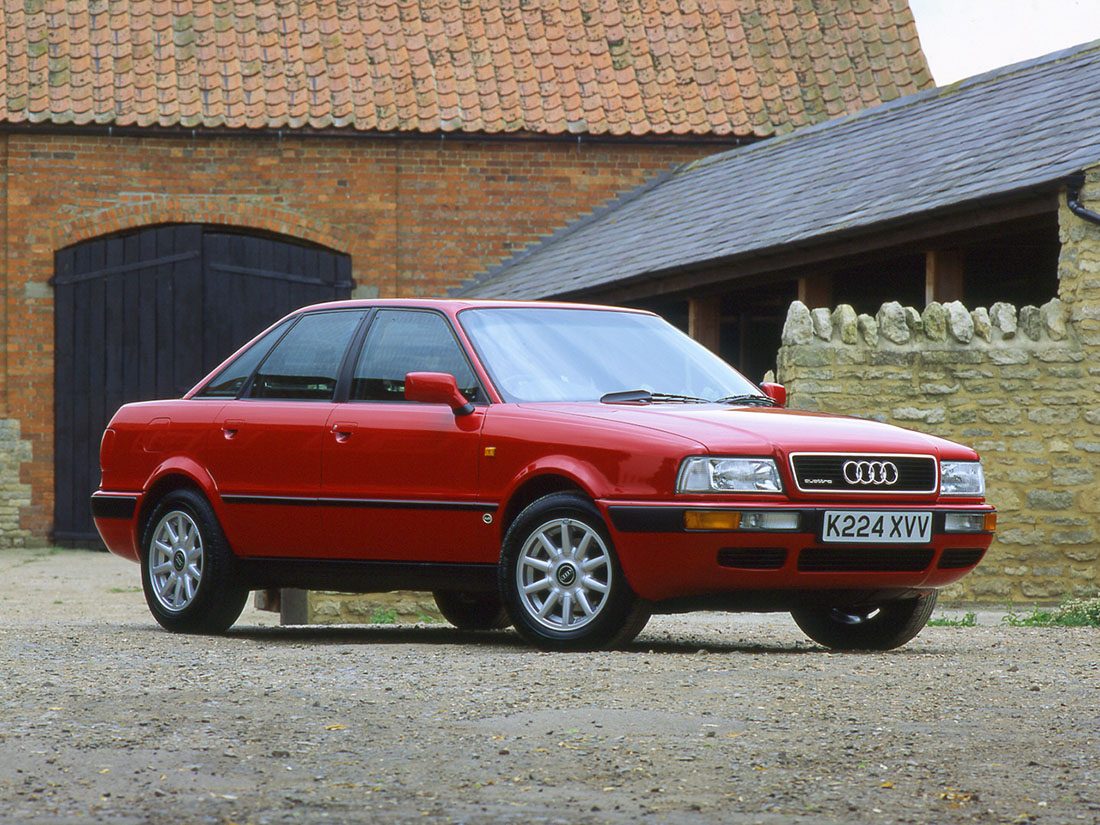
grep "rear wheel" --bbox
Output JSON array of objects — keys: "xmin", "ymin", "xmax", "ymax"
[
  {"xmin": 500, "ymin": 493, "xmax": 650, "ymax": 651},
  {"xmin": 433, "ymin": 590, "xmax": 511, "ymax": 630},
  {"xmin": 791, "ymin": 592, "xmax": 938, "ymax": 651},
  {"xmin": 140, "ymin": 489, "xmax": 248, "ymax": 634}
]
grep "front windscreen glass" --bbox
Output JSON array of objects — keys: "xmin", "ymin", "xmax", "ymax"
[{"xmin": 459, "ymin": 307, "xmax": 762, "ymax": 403}]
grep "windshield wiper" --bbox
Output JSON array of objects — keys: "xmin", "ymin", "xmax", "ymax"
[
  {"xmin": 600, "ymin": 389, "xmax": 711, "ymax": 404},
  {"xmin": 713, "ymin": 393, "xmax": 777, "ymax": 407}
]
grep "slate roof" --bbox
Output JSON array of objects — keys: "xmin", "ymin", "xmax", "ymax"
[
  {"xmin": 0, "ymin": 0, "xmax": 931, "ymax": 136},
  {"xmin": 459, "ymin": 39, "xmax": 1100, "ymax": 298}
]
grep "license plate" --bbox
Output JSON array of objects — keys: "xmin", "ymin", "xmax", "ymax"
[{"xmin": 822, "ymin": 511, "xmax": 932, "ymax": 544}]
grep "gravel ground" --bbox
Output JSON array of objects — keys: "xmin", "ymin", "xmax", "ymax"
[{"xmin": 1, "ymin": 547, "xmax": 1097, "ymax": 825}]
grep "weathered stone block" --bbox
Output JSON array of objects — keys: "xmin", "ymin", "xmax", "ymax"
[
  {"xmin": 989, "ymin": 301, "xmax": 1017, "ymax": 338},
  {"xmin": 1051, "ymin": 467, "xmax": 1095, "ymax": 485},
  {"xmin": 782, "ymin": 301, "xmax": 814, "ymax": 345},
  {"xmin": 876, "ymin": 301, "xmax": 909, "ymax": 344},
  {"xmin": 857, "ymin": 313, "xmax": 878, "ymax": 346},
  {"xmin": 1027, "ymin": 407, "xmax": 1079, "ymax": 425},
  {"xmin": 1027, "ymin": 490, "xmax": 1074, "ymax": 510},
  {"xmin": 1040, "ymin": 297, "xmax": 1068, "ymax": 340},
  {"xmin": 921, "ymin": 302, "xmax": 946, "ymax": 341},
  {"xmin": 891, "ymin": 406, "xmax": 945, "ymax": 423},
  {"xmin": 944, "ymin": 300, "xmax": 974, "ymax": 343},
  {"xmin": 1019, "ymin": 305, "xmax": 1042, "ymax": 340},
  {"xmin": 811, "ymin": 307, "xmax": 833, "ymax": 341},
  {"xmin": 988, "ymin": 348, "xmax": 1029, "ymax": 365},
  {"xmin": 833, "ymin": 304, "xmax": 859, "ymax": 344},
  {"xmin": 971, "ymin": 306, "xmax": 992, "ymax": 342}
]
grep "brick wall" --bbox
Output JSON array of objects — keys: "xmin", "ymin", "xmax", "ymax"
[
  {"xmin": 776, "ymin": 167, "xmax": 1100, "ymax": 603},
  {"xmin": 0, "ymin": 130, "xmax": 717, "ymax": 543}
]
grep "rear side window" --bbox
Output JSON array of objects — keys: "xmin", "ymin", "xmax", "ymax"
[
  {"xmin": 249, "ymin": 311, "xmax": 363, "ymax": 401},
  {"xmin": 351, "ymin": 310, "xmax": 480, "ymax": 402},
  {"xmin": 197, "ymin": 319, "xmax": 293, "ymax": 398}
]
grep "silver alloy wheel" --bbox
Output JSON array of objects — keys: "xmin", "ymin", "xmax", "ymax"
[
  {"xmin": 148, "ymin": 510, "xmax": 204, "ymax": 613},
  {"xmin": 516, "ymin": 517, "xmax": 612, "ymax": 631}
]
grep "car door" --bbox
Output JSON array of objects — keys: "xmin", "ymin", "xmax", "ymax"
[
  {"xmin": 205, "ymin": 309, "xmax": 365, "ymax": 556},
  {"xmin": 318, "ymin": 309, "xmax": 492, "ymax": 561}
]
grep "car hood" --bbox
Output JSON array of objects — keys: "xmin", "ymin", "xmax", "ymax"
[{"xmin": 518, "ymin": 403, "xmax": 973, "ymax": 458}]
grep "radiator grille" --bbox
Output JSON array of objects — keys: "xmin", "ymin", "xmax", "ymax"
[{"xmin": 790, "ymin": 454, "xmax": 937, "ymax": 494}]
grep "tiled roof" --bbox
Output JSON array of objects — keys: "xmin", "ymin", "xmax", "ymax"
[
  {"xmin": 0, "ymin": 0, "xmax": 931, "ymax": 136},
  {"xmin": 458, "ymin": 39, "xmax": 1100, "ymax": 298}
]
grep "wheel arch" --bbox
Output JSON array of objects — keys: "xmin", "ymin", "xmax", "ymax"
[
  {"xmin": 500, "ymin": 472, "xmax": 591, "ymax": 537},
  {"xmin": 138, "ymin": 462, "xmax": 219, "ymax": 540}
]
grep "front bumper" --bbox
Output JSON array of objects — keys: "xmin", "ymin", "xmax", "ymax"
[{"xmin": 600, "ymin": 501, "xmax": 995, "ymax": 603}]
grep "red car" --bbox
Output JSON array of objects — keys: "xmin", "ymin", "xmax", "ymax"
[{"xmin": 93, "ymin": 299, "xmax": 995, "ymax": 650}]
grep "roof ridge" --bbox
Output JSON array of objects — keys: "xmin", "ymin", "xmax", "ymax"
[{"xmin": 452, "ymin": 165, "xmax": 681, "ymax": 296}]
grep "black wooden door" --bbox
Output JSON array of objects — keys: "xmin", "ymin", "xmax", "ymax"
[{"xmin": 53, "ymin": 225, "xmax": 352, "ymax": 542}]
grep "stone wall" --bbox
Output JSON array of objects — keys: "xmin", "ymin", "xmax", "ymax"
[{"xmin": 777, "ymin": 170, "xmax": 1100, "ymax": 602}]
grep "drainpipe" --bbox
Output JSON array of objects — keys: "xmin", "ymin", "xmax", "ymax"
[{"xmin": 1066, "ymin": 172, "xmax": 1100, "ymax": 225}]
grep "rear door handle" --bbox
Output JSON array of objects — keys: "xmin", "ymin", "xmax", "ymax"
[
  {"xmin": 331, "ymin": 422, "xmax": 358, "ymax": 443},
  {"xmin": 222, "ymin": 419, "xmax": 244, "ymax": 440}
]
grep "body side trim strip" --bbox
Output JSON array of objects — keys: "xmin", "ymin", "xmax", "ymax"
[{"xmin": 222, "ymin": 494, "xmax": 498, "ymax": 512}]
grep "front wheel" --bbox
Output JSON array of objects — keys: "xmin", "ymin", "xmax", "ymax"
[
  {"xmin": 791, "ymin": 592, "xmax": 938, "ymax": 651},
  {"xmin": 140, "ymin": 488, "xmax": 248, "ymax": 634},
  {"xmin": 500, "ymin": 493, "xmax": 650, "ymax": 651}
]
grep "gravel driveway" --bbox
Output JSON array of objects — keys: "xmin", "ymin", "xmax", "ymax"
[{"xmin": 1, "ymin": 547, "xmax": 1096, "ymax": 824}]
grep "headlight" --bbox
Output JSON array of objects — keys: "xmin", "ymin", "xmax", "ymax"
[
  {"xmin": 677, "ymin": 457, "xmax": 783, "ymax": 493},
  {"xmin": 940, "ymin": 461, "xmax": 985, "ymax": 496}
]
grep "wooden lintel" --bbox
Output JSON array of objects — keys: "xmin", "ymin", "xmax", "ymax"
[
  {"xmin": 924, "ymin": 248, "xmax": 965, "ymax": 304},
  {"xmin": 797, "ymin": 274, "xmax": 833, "ymax": 308},
  {"xmin": 687, "ymin": 296, "xmax": 721, "ymax": 353}
]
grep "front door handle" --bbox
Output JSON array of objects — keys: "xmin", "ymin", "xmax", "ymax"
[
  {"xmin": 331, "ymin": 422, "xmax": 358, "ymax": 443},
  {"xmin": 222, "ymin": 419, "xmax": 244, "ymax": 440}
]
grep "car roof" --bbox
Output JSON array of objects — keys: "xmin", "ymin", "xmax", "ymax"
[{"xmin": 293, "ymin": 298, "xmax": 655, "ymax": 315}]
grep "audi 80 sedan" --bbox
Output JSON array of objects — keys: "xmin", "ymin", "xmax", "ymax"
[{"xmin": 93, "ymin": 299, "xmax": 995, "ymax": 650}]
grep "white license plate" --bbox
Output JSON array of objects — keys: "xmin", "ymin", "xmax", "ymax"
[{"xmin": 822, "ymin": 511, "xmax": 932, "ymax": 544}]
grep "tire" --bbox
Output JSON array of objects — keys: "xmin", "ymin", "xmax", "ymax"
[
  {"xmin": 140, "ymin": 488, "xmax": 248, "ymax": 634},
  {"xmin": 433, "ymin": 590, "xmax": 511, "ymax": 630},
  {"xmin": 500, "ymin": 493, "xmax": 650, "ymax": 651},
  {"xmin": 791, "ymin": 591, "xmax": 938, "ymax": 651}
]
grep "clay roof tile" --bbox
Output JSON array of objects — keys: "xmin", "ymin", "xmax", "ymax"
[{"xmin": 0, "ymin": 0, "xmax": 931, "ymax": 136}]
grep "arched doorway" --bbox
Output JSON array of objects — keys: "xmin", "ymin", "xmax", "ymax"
[{"xmin": 53, "ymin": 224, "xmax": 352, "ymax": 542}]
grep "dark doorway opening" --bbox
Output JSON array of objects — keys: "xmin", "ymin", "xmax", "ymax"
[{"xmin": 53, "ymin": 225, "xmax": 353, "ymax": 543}]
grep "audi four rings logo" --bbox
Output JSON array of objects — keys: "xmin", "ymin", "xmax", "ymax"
[{"xmin": 842, "ymin": 460, "xmax": 900, "ymax": 485}]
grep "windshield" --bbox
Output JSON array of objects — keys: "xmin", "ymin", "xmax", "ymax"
[{"xmin": 459, "ymin": 307, "xmax": 763, "ymax": 403}]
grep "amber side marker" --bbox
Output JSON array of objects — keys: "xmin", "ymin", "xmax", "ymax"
[
  {"xmin": 984, "ymin": 512, "xmax": 998, "ymax": 532},
  {"xmin": 684, "ymin": 510, "xmax": 741, "ymax": 531}
]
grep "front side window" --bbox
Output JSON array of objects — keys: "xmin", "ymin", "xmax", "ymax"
[
  {"xmin": 351, "ymin": 310, "xmax": 480, "ymax": 402},
  {"xmin": 249, "ymin": 311, "xmax": 364, "ymax": 401},
  {"xmin": 197, "ymin": 319, "xmax": 293, "ymax": 398}
]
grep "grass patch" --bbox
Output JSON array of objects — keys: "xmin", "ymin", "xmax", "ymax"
[
  {"xmin": 369, "ymin": 607, "xmax": 397, "ymax": 625},
  {"xmin": 928, "ymin": 611, "xmax": 977, "ymax": 627},
  {"xmin": 1003, "ymin": 596, "xmax": 1100, "ymax": 628},
  {"xmin": 107, "ymin": 586, "xmax": 141, "ymax": 594}
]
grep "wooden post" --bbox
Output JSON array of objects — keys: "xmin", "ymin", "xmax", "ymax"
[
  {"xmin": 925, "ymin": 249, "xmax": 965, "ymax": 304},
  {"xmin": 797, "ymin": 274, "xmax": 833, "ymax": 308},
  {"xmin": 688, "ymin": 296, "xmax": 721, "ymax": 353}
]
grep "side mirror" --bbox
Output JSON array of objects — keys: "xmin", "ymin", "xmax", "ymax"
[
  {"xmin": 759, "ymin": 382, "xmax": 787, "ymax": 407},
  {"xmin": 405, "ymin": 372, "xmax": 475, "ymax": 416}
]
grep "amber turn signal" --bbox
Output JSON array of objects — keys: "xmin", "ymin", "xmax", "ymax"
[
  {"xmin": 684, "ymin": 510, "xmax": 741, "ymax": 531},
  {"xmin": 984, "ymin": 512, "xmax": 998, "ymax": 532}
]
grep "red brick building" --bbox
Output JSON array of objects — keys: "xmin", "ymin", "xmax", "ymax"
[{"xmin": 0, "ymin": 0, "xmax": 931, "ymax": 543}]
